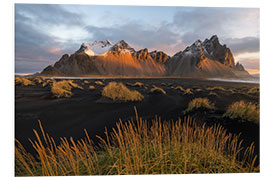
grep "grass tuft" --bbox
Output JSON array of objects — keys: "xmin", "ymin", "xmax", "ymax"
[
  {"xmin": 15, "ymin": 115, "xmax": 259, "ymax": 176},
  {"xmin": 127, "ymin": 82, "xmax": 144, "ymax": 88},
  {"xmin": 175, "ymin": 86, "xmax": 185, "ymax": 92},
  {"xmin": 248, "ymin": 87, "xmax": 259, "ymax": 95},
  {"xmin": 50, "ymin": 80, "xmax": 83, "ymax": 98},
  {"xmin": 149, "ymin": 86, "xmax": 166, "ymax": 95},
  {"xmin": 15, "ymin": 77, "xmax": 35, "ymax": 86},
  {"xmin": 206, "ymin": 86, "xmax": 226, "ymax": 91},
  {"xmin": 209, "ymin": 91, "xmax": 218, "ymax": 96},
  {"xmin": 102, "ymin": 82, "xmax": 144, "ymax": 102},
  {"xmin": 95, "ymin": 81, "xmax": 104, "ymax": 86},
  {"xmin": 223, "ymin": 101, "xmax": 259, "ymax": 124},
  {"xmin": 88, "ymin": 85, "xmax": 95, "ymax": 90},
  {"xmin": 183, "ymin": 88, "xmax": 193, "ymax": 95},
  {"xmin": 186, "ymin": 98, "xmax": 215, "ymax": 112}
]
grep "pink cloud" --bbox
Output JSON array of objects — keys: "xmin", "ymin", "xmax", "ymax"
[{"xmin": 47, "ymin": 47, "xmax": 63, "ymax": 56}]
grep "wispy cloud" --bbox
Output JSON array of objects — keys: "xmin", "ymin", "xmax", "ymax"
[{"xmin": 14, "ymin": 4, "xmax": 259, "ymax": 73}]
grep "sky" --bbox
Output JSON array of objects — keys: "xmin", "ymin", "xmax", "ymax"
[{"xmin": 15, "ymin": 4, "xmax": 260, "ymax": 74}]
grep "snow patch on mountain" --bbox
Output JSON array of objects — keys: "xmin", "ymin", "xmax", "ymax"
[{"xmin": 76, "ymin": 40, "xmax": 113, "ymax": 56}]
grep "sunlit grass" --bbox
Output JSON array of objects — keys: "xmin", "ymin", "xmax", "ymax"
[
  {"xmin": 149, "ymin": 86, "xmax": 166, "ymax": 95},
  {"xmin": 209, "ymin": 91, "xmax": 218, "ymax": 96},
  {"xmin": 50, "ymin": 80, "xmax": 83, "ymax": 98},
  {"xmin": 175, "ymin": 86, "xmax": 185, "ymax": 92},
  {"xmin": 127, "ymin": 82, "xmax": 144, "ymax": 88},
  {"xmin": 95, "ymin": 81, "xmax": 104, "ymax": 86},
  {"xmin": 102, "ymin": 82, "xmax": 144, "ymax": 102},
  {"xmin": 248, "ymin": 87, "xmax": 259, "ymax": 95},
  {"xmin": 223, "ymin": 101, "xmax": 259, "ymax": 124},
  {"xmin": 186, "ymin": 98, "xmax": 215, "ymax": 112},
  {"xmin": 15, "ymin": 112, "xmax": 259, "ymax": 176},
  {"xmin": 206, "ymin": 86, "xmax": 226, "ymax": 91},
  {"xmin": 183, "ymin": 88, "xmax": 193, "ymax": 95},
  {"xmin": 15, "ymin": 77, "xmax": 35, "ymax": 86},
  {"xmin": 88, "ymin": 85, "xmax": 95, "ymax": 90}
]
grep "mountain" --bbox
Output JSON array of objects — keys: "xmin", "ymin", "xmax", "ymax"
[
  {"xmin": 41, "ymin": 40, "xmax": 167, "ymax": 76},
  {"xmin": 75, "ymin": 40, "xmax": 113, "ymax": 56},
  {"xmin": 166, "ymin": 35, "xmax": 250, "ymax": 78},
  {"xmin": 41, "ymin": 36, "xmax": 250, "ymax": 78}
]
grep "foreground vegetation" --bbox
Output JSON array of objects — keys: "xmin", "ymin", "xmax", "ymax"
[
  {"xmin": 15, "ymin": 110, "xmax": 258, "ymax": 176},
  {"xmin": 186, "ymin": 98, "xmax": 215, "ymax": 113},
  {"xmin": 223, "ymin": 101, "xmax": 260, "ymax": 124},
  {"xmin": 50, "ymin": 80, "xmax": 83, "ymax": 98},
  {"xmin": 102, "ymin": 82, "xmax": 144, "ymax": 102}
]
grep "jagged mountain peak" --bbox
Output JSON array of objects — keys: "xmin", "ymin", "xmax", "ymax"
[
  {"xmin": 76, "ymin": 39, "xmax": 113, "ymax": 56},
  {"xmin": 109, "ymin": 40, "xmax": 136, "ymax": 54},
  {"xmin": 92, "ymin": 39, "xmax": 113, "ymax": 47}
]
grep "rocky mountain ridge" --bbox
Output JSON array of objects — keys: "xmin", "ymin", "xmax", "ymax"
[{"xmin": 41, "ymin": 35, "xmax": 250, "ymax": 78}]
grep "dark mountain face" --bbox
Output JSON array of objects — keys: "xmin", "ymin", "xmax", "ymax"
[
  {"xmin": 150, "ymin": 51, "xmax": 170, "ymax": 64},
  {"xmin": 40, "ymin": 36, "xmax": 250, "ymax": 78},
  {"xmin": 166, "ymin": 35, "xmax": 250, "ymax": 77},
  {"xmin": 203, "ymin": 35, "xmax": 235, "ymax": 68},
  {"xmin": 108, "ymin": 40, "xmax": 136, "ymax": 55}
]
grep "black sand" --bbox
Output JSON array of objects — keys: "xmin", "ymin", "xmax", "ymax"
[{"xmin": 15, "ymin": 78, "xmax": 259, "ymax": 163}]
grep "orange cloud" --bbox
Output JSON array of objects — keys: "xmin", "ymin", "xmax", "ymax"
[
  {"xmin": 245, "ymin": 68, "xmax": 260, "ymax": 75},
  {"xmin": 48, "ymin": 47, "xmax": 63, "ymax": 56}
]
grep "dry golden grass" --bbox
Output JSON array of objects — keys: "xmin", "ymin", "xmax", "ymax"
[
  {"xmin": 183, "ymin": 88, "xmax": 193, "ymax": 95},
  {"xmin": 149, "ymin": 86, "xmax": 166, "ymax": 95},
  {"xmin": 206, "ymin": 86, "xmax": 226, "ymax": 91},
  {"xmin": 15, "ymin": 112, "xmax": 259, "ymax": 176},
  {"xmin": 209, "ymin": 91, "xmax": 218, "ymax": 96},
  {"xmin": 186, "ymin": 98, "xmax": 215, "ymax": 112},
  {"xmin": 102, "ymin": 82, "xmax": 144, "ymax": 102},
  {"xmin": 161, "ymin": 82, "xmax": 167, "ymax": 86},
  {"xmin": 223, "ymin": 101, "xmax": 259, "ymax": 124},
  {"xmin": 32, "ymin": 77, "xmax": 44, "ymax": 84},
  {"xmin": 15, "ymin": 77, "xmax": 35, "ymax": 86},
  {"xmin": 127, "ymin": 82, "xmax": 144, "ymax": 88},
  {"xmin": 82, "ymin": 80, "xmax": 90, "ymax": 85},
  {"xmin": 88, "ymin": 85, "xmax": 95, "ymax": 90},
  {"xmin": 248, "ymin": 87, "xmax": 259, "ymax": 94},
  {"xmin": 42, "ymin": 79, "xmax": 54, "ymax": 87},
  {"xmin": 195, "ymin": 88, "xmax": 203, "ymax": 92},
  {"xmin": 95, "ymin": 81, "xmax": 104, "ymax": 86},
  {"xmin": 50, "ymin": 80, "xmax": 83, "ymax": 98},
  {"xmin": 175, "ymin": 86, "xmax": 185, "ymax": 92}
]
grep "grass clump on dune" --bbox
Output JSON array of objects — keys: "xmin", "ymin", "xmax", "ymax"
[
  {"xmin": 223, "ymin": 101, "xmax": 259, "ymax": 124},
  {"xmin": 248, "ymin": 87, "xmax": 259, "ymax": 95},
  {"xmin": 50, "ymin": 80, "xmax": 83, "ymax": 98},
  {"xmin": 149, "ymin": 86, "xmax": 166, "ymax": 95},
  {"xmin": 102, "ymin": 82, "xmax": 144, "ymax": 102},
  {"xmin": 95, "ymin": 81, "xmax": 104, "ymax": 86},
  {"xmin": 15, "ymin": 77, "xmax": 35, "ymax": 86},
  {"xmin": 15, "ymin": 114, "xmax": 259, "ymax": 176},
  {"xmin": 82, "ymin": 80, "xmax": 90, "ymax": 85},
  {"xmin": 175, "ymin": 85, "xmax": 185, "ymax": 92},
  {"xmin": 209, "ymin": 91, "xmax": 218, "ymax": 96},
  {"xmin": 88, "ymin": 85, "xmax": 95, "ymax": 90},
  {"xmin": 183, "ymin": 88, "xmax": 193, "ymax": 95},
  {"xmin": 186, "ymin": 98, "xmax": 215, "ymax": 112},
  {"xmin": 206, "ymin": 86, "xmax": 226, "ymax": 91},
  {"xmin": 127, "ymin": 82, "xmax": 144, "ymax": 88}
]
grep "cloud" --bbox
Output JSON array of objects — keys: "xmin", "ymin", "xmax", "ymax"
[
  {"xmin": 223, "ymin": 37, "xmax": 260, "ymax": 55},
  {"xmin": 172, "ymin": 7, "xmax": 259, "ymax": 45},
  {"xmin": 15, "ymin": 4, "xmax": 82, "ymax": 26},
  {"xmin": 15, "ymin": 4, "xmax": 84, "ymax": 72},
  {"xmin": 14, "ymin": 5, "xmax": 259, "ymax": 73},
  {"xmin": 84, "ymin": 22, "xmax": 181, "ymax": 55}
]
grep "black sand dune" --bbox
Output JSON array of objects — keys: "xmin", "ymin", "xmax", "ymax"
[{"xmin": 15, "ymin": 78, "xmax": 259, "ymax": 164}]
